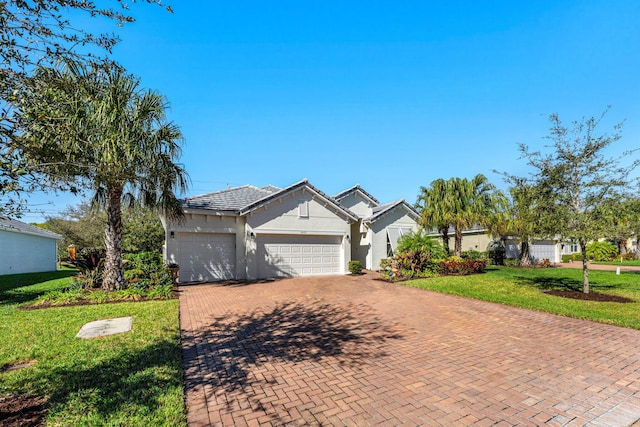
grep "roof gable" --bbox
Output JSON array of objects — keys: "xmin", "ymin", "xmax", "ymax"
[
  {"xmin": 333, "ymin": 185, "xmax": 379, "ymax": 206},
  {"xmin": 240, "ymin": 179, "xmax": 358, "ymax": 222},
  {"xmin": 369, "ymin": 199, "xmax": 420, "ymax": 222},
  {"xmin": 0, "ymin": 218, "xmax": 63, "ymax": 240}
]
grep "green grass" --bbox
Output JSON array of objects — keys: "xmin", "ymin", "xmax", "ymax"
[
  {"xmin": 0, "ymin": 270, "xmax": 186, "ymax": 426},
  {"xmin": 592, "ymin": 259, "xmax": 640, "ymax": 266},
  {"xmin": 403, "ymin": 266, "xmax": 640, "ymax": 329}
]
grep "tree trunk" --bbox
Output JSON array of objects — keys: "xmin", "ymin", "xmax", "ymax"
[
  {"xmin": 519, "ymin": 241, "xmax": 531, "ymax": 267},
  {"xmin": 580, "ymin": 239, "xmax": 589, "ymax": 294},
  {"xmin": 619, "ymin": 239, "xmax": 627, "ymax": 255},
  {"xmin": 454, "ymin": 225, "xmax": 462, "ymax": 257},
  {"xmin": 103, "ymin": 185, "xmax": 126, "ymax": 290},
  {"xmin": 440, "ymin": 227, "xmax": 450, "ymax": 256}
]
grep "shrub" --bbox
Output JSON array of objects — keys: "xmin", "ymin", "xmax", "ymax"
[
  {"xmin": 460, "ymin": 250, "xmax": 488, "ymax": 260},
  {"xmin": 348, "ymin": 260, "xmax": 363, "ymax": 275},
  {"xmin": 124, "ymin": 251, "xmax": 163, "ymax": 275},
  {"xmin": 396, "ymin": 231, "xmax": 445, "ymax": 259},
  {"xmin": 393, "ymin": 249, "xmax": 440, "ymax": 278},
  {"xmin": 571, "ymin": 252, "xmax": 583, "ymax": 261},
  {"xmin": 487, "ymin": 240, "xmax": 505, "ymax": 265},
  {"xmin": 536, "ymin": 258, "xmax": 552, "ymax": 268},
  {"xmin": 379, "ymin": 258, "xmax": 392, "ymax": 271},
  {"xmin": 504, "ymin": 258, "xmax": 519, "ymax": 267},
  {"xmin": 439, "ymin": 259, "xmax": 486, "ymax": 276},
  {"xmin": 561, "ymin": 254, "xmax": 572, "ymax": 263},
  {"xmin": 586, "ymin": 241, "xmax": 618, "ymax": 262}
]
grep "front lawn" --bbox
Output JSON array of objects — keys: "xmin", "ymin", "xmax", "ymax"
[
  {"xmin": 0, "ymin": 270, "xmax": 186, "ymax": 426},
  {"xmin": 403, "ymin": 266, "xmax": 640, "ymax": 330}
]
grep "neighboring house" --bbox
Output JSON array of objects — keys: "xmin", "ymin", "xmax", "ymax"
[
  {"xmin": 333, "ymin": 185, "xmax": 419, "ymax": 271},
  {"xmin": 426, "ymin": 225, "xmax": 494, "ymax": 255},
  {"xmin": 163, "ymin": 180, "xmax": 358, "ymax": 282},
  {"xmin": 426, "ymin": 225, "xmax": 582, "ymax": 263},
  {"xmin": 0, "ymin": 217, "xmax": 63, "ymax": 275},
  {"xmin": 162, "ymin": 180, "xmax": 420, "ymax": 282},
  {"xmin": 505, "ymin": 238, "xmax": 583, "ymax": 263}
]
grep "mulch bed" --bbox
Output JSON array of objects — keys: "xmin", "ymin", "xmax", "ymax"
[
  {"xmin": 544, "ymin": 290, "xmax": 635, "ymax": 303},
  {"xmin": 0, "ymin": 394, "xmax": 47, "ymax": 427},
  {"xmin": 18, "ymin": 291, "xmax": 179, "ymax": 310}
]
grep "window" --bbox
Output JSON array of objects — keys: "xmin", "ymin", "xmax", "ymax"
[{"xmin": 298, "ymin": 200, "xmax": 309, "ymax": 218}]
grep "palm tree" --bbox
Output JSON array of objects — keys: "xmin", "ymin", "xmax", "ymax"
[
  {"xmin": 488, "ymin": 182, "xmax": 538, "ymax": 266},
  {"xmin": 18, "ymin": 61, "xmax": 188, "ymax": 290},
  {"xmin": 416, "ymin": 178, "xmax": 456, "ymax": 255},
  {"xmin": 416, "ymin": 174, "xmax": 506, "ymax": 257}
]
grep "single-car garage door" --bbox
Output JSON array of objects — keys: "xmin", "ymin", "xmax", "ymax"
[
  {"xmin": 176, "ymin": 232, "xmax": 236, "ymax": 282},
  {"xmin": 530, "ymin": 241, "xmax": 556, "ymax": 263},
  {"xmin": 257, "ymin": 234, "xmax": 342, "ymax": 279}
]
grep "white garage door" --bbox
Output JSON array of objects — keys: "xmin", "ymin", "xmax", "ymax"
[
  {"xmin": 257, "ymin": 234, "xmax": 343, "ymax": 279},
  {"xmin": 530, "ymin": 241, "xmax": 556, "ymax": 263},
  {"xmin": 176, "ymin": 233, "xmax": 236, "ymax": 282}
]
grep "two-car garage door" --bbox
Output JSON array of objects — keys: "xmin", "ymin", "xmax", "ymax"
[
  {"xmin": 176, "ymin": 233, "xmax": 236, "ymax": 282},
  {"xmin": 175, "ymin": 233, "xmax": 343, "ymax": 282},
  {"xmin": 257, "ymin": 234, "xmax": 342, "ymax": 279}
]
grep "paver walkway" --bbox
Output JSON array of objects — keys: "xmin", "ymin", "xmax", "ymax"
[{"xmin": 180, "ymin": 272, "xmax": 640, "ymax": 426}]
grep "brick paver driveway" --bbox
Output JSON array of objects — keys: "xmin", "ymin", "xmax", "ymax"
[{"xmin": 180, "ymin": 272, "xmax": 640, "ymax": 426}]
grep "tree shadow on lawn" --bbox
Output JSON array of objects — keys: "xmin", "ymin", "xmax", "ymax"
[
  {"xmin": 4, "ymin": 336, "xmax": 184, "ymax": 425},
  {"xmin": 0, "ymin": 270, "xmax": 76, "ymax": 306},
  {"xmin": 182, "ymin": 299, "xmax": 403, "ymax": 424},
  {"xmin": 514, "ymin": 276, "xmax": 634, "ymax": 302}
]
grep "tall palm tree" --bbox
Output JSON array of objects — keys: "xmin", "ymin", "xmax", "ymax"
[
  {"xmin": 488, "ymin": 182, "xmax": 538, "ymax": 266},
  {"xmin": 416, "ymin": 178, "xmax": 456, "ymax": 255},
  {"xmin": 416, "ymin": 174, "xmax": 506, "ymax": 257},
  {"xmin": 18, "ymin": 61, "xmax": 188, "ymax": 290}
]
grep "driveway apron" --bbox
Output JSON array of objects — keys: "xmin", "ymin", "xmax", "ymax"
[{"xmin": 179, "ymin": 273, "xmax": 640, "ymax": 426}]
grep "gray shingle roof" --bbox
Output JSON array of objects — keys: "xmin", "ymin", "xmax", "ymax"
[
  {"xmin": 0, "ymin": 217, "xmax": 63, "ymax": 239},
  {"xmin": 181, "ymin": 185, "xmax": 281, "ymax": 211}
]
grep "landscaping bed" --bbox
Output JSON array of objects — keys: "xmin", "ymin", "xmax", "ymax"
[{"xmin": 0, "ymin": 270, "xmax": 186, "ymax": 426}]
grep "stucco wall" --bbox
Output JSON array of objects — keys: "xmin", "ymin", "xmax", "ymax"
[
  {"xmin": 370, "ymin": 208, "xmax": 418, "ymax": 270},
  {"xmin": 446, "ymin": 232, "xmax": 494, "ymax": 253},
  {"xmin": 336, "ymin": 193, "xmax": 374, "ymax": 218},
  {"xmin": 0, "ymin": 230, "xmax": 58, "ymax": 275},
  {"xmin": 247, "ymin": 189, "xmax": 350, "ymax": 234},
  {"xmin": 246, "ymin": 189, "xmax": 351, "ymax": 278}
]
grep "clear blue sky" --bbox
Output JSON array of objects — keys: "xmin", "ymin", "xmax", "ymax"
[{"xmin": 22, "ymin": 0, "xmax": 640, "ymax": 222}]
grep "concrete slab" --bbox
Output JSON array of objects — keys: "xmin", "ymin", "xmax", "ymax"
[{"xmin": 76, "ymin": 316, "xmax": 133, "ymax": 339}]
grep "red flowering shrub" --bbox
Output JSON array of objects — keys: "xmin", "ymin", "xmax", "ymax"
[{"xmin": 439, "ymin": 259, "xmax": 487, "ymax": 276}]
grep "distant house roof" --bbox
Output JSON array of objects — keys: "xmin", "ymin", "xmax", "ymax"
[
  {"xmin": 368, "ymin": 200, "xmax": 420, "ymax": 222},
  {"xmin": 333, "ymin": 184, "xmax": 380, "ymax": 206},
  {"xmin": 0, "ymin": 217, "xmax": 63, "ymax": 240}
]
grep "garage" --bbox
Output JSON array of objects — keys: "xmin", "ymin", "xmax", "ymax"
[
  {"xmin": 257, "ymin": 234, "xmax": 343, "ymax": 279},
  {"xmin": 530, "ymin": 240, "xmax": 557, "ymax": 263},
  {"xmin": 176, "ymin": 232, "xmax": 236, "ymax": 282}
]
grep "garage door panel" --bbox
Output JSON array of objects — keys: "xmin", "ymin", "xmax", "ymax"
[
  {"xmin": 176, "ymin": 233, "xmax": 236, "ymax": 282},
  {"xmin": 257, "ymin": 235, "xmax": 342, "ymax": 279}
]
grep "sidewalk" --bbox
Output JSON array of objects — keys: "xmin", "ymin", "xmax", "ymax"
[{"xmin": 557, "ymin": 262, "xmax": 640, "ymax": 273}]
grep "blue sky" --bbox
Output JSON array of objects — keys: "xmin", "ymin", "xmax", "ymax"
[{"xmin": 22, "ymin": 0, "xmax": 640, "ymax": 222}]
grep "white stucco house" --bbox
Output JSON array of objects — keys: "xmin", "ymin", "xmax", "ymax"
[
  {"xmin": 162, "ymin": 180, "xmax": 419, "ymax": 282},
  {"xmin": 333, "ymin": 185, "xmax": 419, "ymax": 270},
  {"xmin": 0, "ymin": 217, "xmax": 63, "ymax": 275}
]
